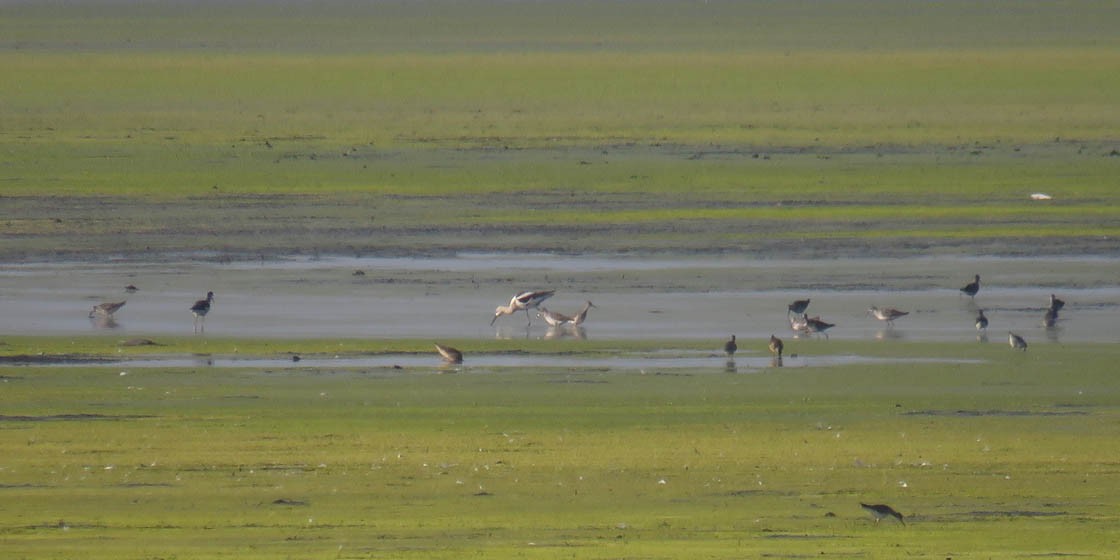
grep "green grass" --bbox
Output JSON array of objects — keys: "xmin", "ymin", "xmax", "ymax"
[
  {"xmin": 2, "ymin": 2, "xmax": 1120, "ymax": 259},
  {"xmin": 2, "ymin": 338, "xmax": 1119, "ymax": 558}
]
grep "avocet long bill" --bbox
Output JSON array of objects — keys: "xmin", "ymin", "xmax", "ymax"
[
  {"xmin": 434, "ymin": 343, "xmax": 463, "ymax": 364},
  {"xmin": 860, "ymin": 502, "xmax": 905, "ymax": 525},
  {"xmin": 191, "ymin": 291, "xmax": 214, "ymax": 333},
  {"xmin": 89, "ymin": 300, "xmax": 126, "ymax": 318},
  {"xmin": 1009, "ymin": 331, "xmax": 1028, "ymax": 351},
  {"xmin": 491, "ymin": 290, "xmax": 555, "ymax": 326},
  {"xmin": 868, "ymin": 306, "xmax": 909, "ymax": 327},
  {"xmin": 960, "ymin": 274, "xmax": 981, "ymax": 298}
]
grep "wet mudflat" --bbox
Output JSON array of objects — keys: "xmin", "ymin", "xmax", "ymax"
[{"xmin": 2, "ymin": 253, "xmax": 1116, "ymax": 344}]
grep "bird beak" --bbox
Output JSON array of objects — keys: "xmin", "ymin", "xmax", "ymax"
[{"xmin": 490, "ymin": 314, "xmax": 498, "ymax": 326}]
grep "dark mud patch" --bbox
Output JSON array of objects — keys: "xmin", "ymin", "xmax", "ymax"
[
  {"xmin": 966, "ymin": 510, "xmax": 1067, "ymax": 518},
  {"xmin": 0, "ymin": 413, "xmax": 155, "ymax": 422},
  {"xmin": 903, "ymin": 409, "xmax": 1088, "ymax": 418},
  {"xmin": 0, "ymin": 354, "xmax": 114, "ymax": 365}
]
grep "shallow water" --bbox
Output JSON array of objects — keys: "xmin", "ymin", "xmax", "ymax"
[{"xmin": 1, "ymin": 254, "xmax": 1117, "ymax": 344}]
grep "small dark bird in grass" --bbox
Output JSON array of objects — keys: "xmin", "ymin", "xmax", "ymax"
[
  {"xmin": 435, "ymin": 343, "xmax": 463, "ymax": 364},
  {"xmin": 861, "ymin": 502, "xmax": 905, "ymax": 525},
  {"xmin": 724, "ymin": 335, "xmax": 737, "ymax": 356}
]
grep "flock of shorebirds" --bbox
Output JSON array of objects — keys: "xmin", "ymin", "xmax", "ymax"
[{"xmin": 86, "ymin": 273, "xmax": 1065, "ymax": 366}]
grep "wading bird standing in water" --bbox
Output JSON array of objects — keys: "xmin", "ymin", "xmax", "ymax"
[
  {"xmin": 434, "ymin": 343, "xmax": 463, "ymax": 364},
  {"xmin": 89, "ymin": 300, "xmax": 126, "ymax": 319},
  {"xmin": 960, "ymin": 274, "xmax": 981, "ymax": 298},
  {"xmin": 868, "ymin": 306, "xmax": 909, "ymax": 327},
  {"xmin": 768, "ymin": 335, "xmax": 784, "ymax": 358},
  {"xmin": 191, "ymin": 291, "xmax": 214, "ymax": 333},
  {"xmin": 787, "ymin": 298, "xmax": 811, "ymax": 316},
  {"xmin": 975, "ymin": 309, "xmax": 989, "ymax": 332},
  {"xmin": 1009, "ymin": 331, "xmax": 1028, "ymax": 351},
  {"xmin": 723, "ymin": 335, "xmax": 737, "ymax": 357},
  {"xmin": 491, "ymin": 290, "xmax": 554, "ymax": 326}
]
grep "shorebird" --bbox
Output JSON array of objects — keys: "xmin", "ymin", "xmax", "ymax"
[
  {"xmin": 768, "ymin": 335, "xmax": 784, "ymax": 358},
  {"xmin": 960, "ymin": 274, "xmax": 981, "ymax": 298},
  {"xmin": 860, "ymin": 502, "xmax": 905, "ymax": 525},
  {"xmin": 975, "ymin": 309, "xmax": 989, "ymax": 331},
  {"xmin": 1048, "ymin": 294, "xmax": 1065, "ymax": 313},
  {"xmin": 787, "ymin": 298, "xmax": 811, "ymax": 316},
  {"xmin": 124, "ymin": 284, "xmax": 139, "ymax": 293},
  {"xmin": 434, "ymin": 343, "xmax": 463, "ymax": 364},
  {"xmin": 724, "ymin": 335, "xmax": 737, "ymax": 356},
  {"xmin": 491, "ymin": 290, "xmax": 554, "ymax": 326},
  {"xmin": 539, "ymin": 301, "xmax": 596, "ymax": 328},
  {"xmin": 89, "ymin": 300, "xmax": 126, "ymax": 319},
  {"xmin": 803, "ymin": 314, "xmax": 835, "ymax": 339},
  {"xmin": 191, "ymin": 291, "xmax": 214, "ymax": 333},
  {"xmin": 868, "ymin": 306, "xmax": 909, "ymax": 327},
  {"xmin": 1009, "ymin": 331, "xmax": 1028, "ymax": 351},
  {"xmin": 569, "ymin": 301, "xmax": 596, "ymax": 326},
  {"xmin": 1043, "ymin": 307, "xmax": 1059, "ymax": 328},
  {"xmin": 789, "ymin": 313, "xmax": 809, "ymax": 335}
]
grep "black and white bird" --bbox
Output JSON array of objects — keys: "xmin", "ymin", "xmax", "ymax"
[
  {"xmin": 974, "ymin": 309, "xmax": 989, "ymax": 331},
  {"xmin": 491, "ymin": 290, "xmax": 555, "ymax": 326},
  {"xmin": 1009, "ymin": 331, "xmax": 1028, "ymax": 351},
  {"xmin": 860, "ymin": 502, "xmax": 905, "ymax": 525},
  {"xmin": 190, "ymin": 291, "xmax": 214, "ymax": 333},
  {"xmin": 723, "ymin": 335, "xmax": 737, "ymax": 357}
]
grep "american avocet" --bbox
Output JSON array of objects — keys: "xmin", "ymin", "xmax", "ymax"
[
  {"xmin": 975, "ymin": 309, "xmax": 989, "ymax": 331},
  {"xmin": 787, "ymin": 298, "xmax": 811, "ymax": 316},
  {"xmin": 868, "ymin": 306, "xmax": 909, "ymax": 327},
  {"xmin": 960, "ymin": 274, "xmax": 981, "ymax": 298},
  {"xmin": 768, "ymin": 335, "xmax": 784, "ymax": 358},
  {"xmin": 860, "ymin": 502, "xmax": 905, "ymax": 525},
  {"xmin": 804, "ymin": 314, "xmax": 835, "ymax": 339},
  {"xmin": 435, "ymin": 343, "xmax": 463, "ymax": 364},
  {"xmin": 191, "ymin": 291, "xmax": 214, "ymax": 333},
  {"xmin": 723, "ymin": 335, "xmax": 737, "ymax": 356},
  {"xmin": 491, "ymin": 290, "xmax": 554, "ymax": 326},
  {"xmin": 89, "ymin": 300, "xmax": 126, "ymax": 319},
  {"xmin": 1009, "ymin": 331, "xmax": 1028, "ymax": 351}
]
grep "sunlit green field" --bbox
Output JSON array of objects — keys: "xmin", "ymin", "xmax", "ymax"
[
  {"xmin": 2, "ymin": 1, "xmax": 1119, "ymax": 259},
  {"xmin": 2, "ymin": 338, "xmax": 1119, "ymax": 559},
  {"xmin": 2, "ymin": 2, "xmax": 1120, "ymax": 558}
]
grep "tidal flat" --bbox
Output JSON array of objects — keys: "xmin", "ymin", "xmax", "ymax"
[{"xmin": 2, "ymin": 1, "xmax": 1120, "ymax": 558}]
